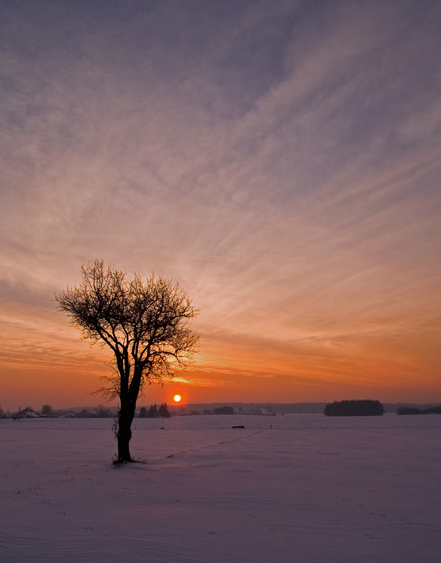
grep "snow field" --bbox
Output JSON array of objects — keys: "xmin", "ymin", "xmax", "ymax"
[{"xmin": 0, "ymin": 414, "xmax": 440, "ymax": 562}]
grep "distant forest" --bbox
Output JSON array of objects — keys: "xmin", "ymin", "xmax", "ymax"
[{"xmin": 324, "ymin": 400, "xmax": 384, "ymax": 417}]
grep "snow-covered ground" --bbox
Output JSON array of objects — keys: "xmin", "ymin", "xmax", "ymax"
[{"xmin": 1, "ymin": 414, "xmax": 440, "ymax": 562}]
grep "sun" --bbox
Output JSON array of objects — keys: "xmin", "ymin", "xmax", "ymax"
[{"xmin": 173, "ymin": 394, "xmax": 182, "ymax": 403}]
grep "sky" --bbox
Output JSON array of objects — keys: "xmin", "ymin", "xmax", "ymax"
[{"xmin": 1, "ymin": 0, "xmax": 440, "ymax": 411}]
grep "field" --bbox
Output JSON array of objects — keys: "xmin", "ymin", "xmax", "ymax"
[{"xmin": 1, "ymin": 414, "xmax": 440, "ymax": 562}]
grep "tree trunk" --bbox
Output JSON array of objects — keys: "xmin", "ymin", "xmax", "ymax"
[
  {"xmin": 116, "ymin": 366, "xmax": 142, "ymax": 463},
  {"xmin": 116, "ymin": 410, "xmax": 133, "ymax": 463}
]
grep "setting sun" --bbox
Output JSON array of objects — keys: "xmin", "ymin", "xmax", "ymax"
[{"xmin": 173, "ymin": 394, "xmax": 182, "ymax": 403}]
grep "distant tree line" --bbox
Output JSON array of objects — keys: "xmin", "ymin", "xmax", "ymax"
[
  {"xmin": 212, "ymin": 406, "xmax": 235, "ymax": 415},
  {"xmin": 139, "ymin": 403, "xmax": 171, "ymax": 418},
  {"xmin": 5, "ymin": 402, "xmax": 440, "ymax": 420},
  {"xmin": 397, "ymin": 405, "xmax": 441, "ymax": 415},
  {"xmin": 2, "ymin": 404, "xmax": 176, "ymax": 419},
  {"xmin": 4, "ymin": 405, "xmax": 116, "ymax": 419},
  {"xmin": 324, "ymin": 400, "xmax": 384, "ymax": 417}
]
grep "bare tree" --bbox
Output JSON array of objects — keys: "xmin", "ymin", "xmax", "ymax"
[
  {"xmin": 41, "ymin": 404, "xmax": 54, "ymax": 416},
  {"xmin": 56, "ymin": 260, "xmax": 198, "ymax": 463}
]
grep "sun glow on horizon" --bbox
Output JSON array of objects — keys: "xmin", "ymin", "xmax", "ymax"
[{"xmin": 173, "ymin": 394, "xmax": 182, "ymax": 403}]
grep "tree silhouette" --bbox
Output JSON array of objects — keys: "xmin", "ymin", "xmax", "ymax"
[
  {"xmin": 324, "ymin": 400, "xmax": 384, "ymax": 416},
  {"xmin": 56, "ymin": 260, "xmax": 198, "ymax": 462},
  {"xmin": 158, "ymin": 403, "xmax": 171, "ymax": 417}
]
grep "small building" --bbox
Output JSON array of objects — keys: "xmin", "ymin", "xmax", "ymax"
[{"xmin": 15, "ymin": 407, "xmax": 40, "ymax": 419}]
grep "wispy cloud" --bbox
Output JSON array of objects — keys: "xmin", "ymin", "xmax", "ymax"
[{"xmin": 0, "ymin": 0, "xmax": 440, "ymax": 408}]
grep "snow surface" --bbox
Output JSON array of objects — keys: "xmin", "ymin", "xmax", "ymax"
[{"xmin": 1, "ymin": 414, "xmax": 440, "ymax": 562}]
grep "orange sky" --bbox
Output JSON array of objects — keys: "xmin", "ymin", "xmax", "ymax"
[
  {"xmin": 0, "ymin": 290, "xmax": 439, "ymax": 411},
  {"xmin": 1, "ymin": 1, "xmax": 440, "ymax": 411}
]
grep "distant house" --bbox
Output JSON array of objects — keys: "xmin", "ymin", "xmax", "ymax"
[
  {"xmin": 76, "ymin": 408, "xmax": 96, "ymax": 418},
  {"xmin": 59, "ymin": 411, "xmax": 76, "ymax": 418},
  {"xmin": 15, "ymin": 407, "xmax": 40, "ymax": 419}
]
